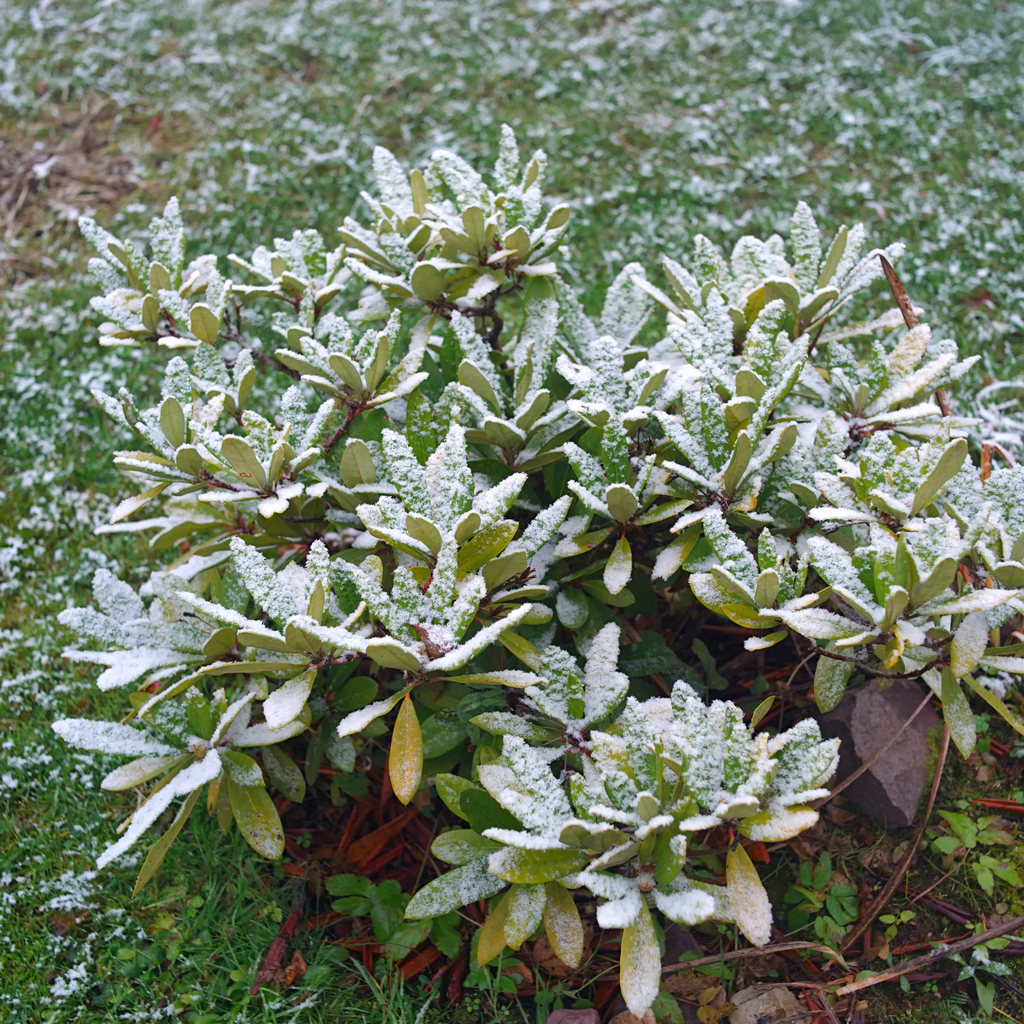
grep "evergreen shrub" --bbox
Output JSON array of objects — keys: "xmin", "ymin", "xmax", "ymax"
[{"xmin": 54, "ymin": 129, "xmax": 1024, "ymax": 1015}]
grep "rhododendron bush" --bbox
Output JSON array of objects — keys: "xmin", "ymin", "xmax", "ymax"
[{"xmin": 54, "ymin": 130, "xmax": 1023, "ymax": 1016}]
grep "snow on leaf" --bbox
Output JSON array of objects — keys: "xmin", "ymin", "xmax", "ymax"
[
  {"xmin": 652, "ymin": 884, "xmax": 716, "ymax": 926},
  {"xmin": 405, "ymin": 856, "xmax": 507, "ymax": 919},
  {"xmin": 337, "ymin": 690, "xmax": 406, "ymax": 737},
  {"xmin": 52, "ymin": 719, "xmax": 180, "ymax": 757},
  {"xmin": 619, "ymin": 897, "xmax": 661, "ymax": 1017},
  {"xmin": 262, "ymin": 668, "xmax": 316, "ymax": 729},
  {"xmin": 96, "ymin": 751, "xmax": 222, "ymax": 868},
  {"xmin": 772, "ymin": 607, "xmax": 865, "ymax": 640},
  {"xmin": 63, "ymin": 647, "xmax": 193, "ymax": 691},
  {"xmin": 951, "ymin": 611, "xmax": 988, "ymax": 678},
  {"xmin": 424, "ymin": 602, "xmax": 534, "ymax": 672}
]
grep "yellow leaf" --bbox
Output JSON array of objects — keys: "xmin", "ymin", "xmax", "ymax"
[
  {"xmin": 477, "ymin": 892, "xmax": 510, "ymax": 966},
  {"xmin": 727, "ymin": 844, "xmax": 772, "ymax": 946},
  {"xmin": 390, "ymin": 694, "xmax": 423, "ymax": 805},
  {"xmin": 543, "ymin": 882, "xmax": 584, "ymax": 968},
  {"xmin": 620, "ymin": 897, "xmax": 661, "ymax": 1016}
]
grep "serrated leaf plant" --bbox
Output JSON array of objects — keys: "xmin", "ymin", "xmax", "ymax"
[{"xmin": 52, "ymin": 129, "xmax": 1024, "ymax": 1018}]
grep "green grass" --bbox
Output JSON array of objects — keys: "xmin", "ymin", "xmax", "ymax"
[{"xmin": 2, "ymin": 0, "xmax": 1023, "ymax": 1019}]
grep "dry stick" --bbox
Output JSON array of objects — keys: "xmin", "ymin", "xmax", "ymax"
[
  {"xmin": 812, "ymin": 690, "xmax": 934, "ymax": 809},
  {"xmin": 879, "ymin": 254, "xmax": 952, "ymax": 417},
  {"xmin": 835, "ymin": 911, "xmax": 1024, "ymax": 997},
  {"xmin": 838, "ymin": 725, "xmax": 951, "ymax": 956},
  {"xmin": 661, "ymin": 941, "xmax": 849, "ymax": 975}
]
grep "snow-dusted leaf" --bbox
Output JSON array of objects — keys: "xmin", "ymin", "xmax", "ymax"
[
  {"xmin": 390, "ymin": 694, "xmax": 423, "ymax": 805},
  {"xmin": 726, "ymin": 843, "xmax": 771, "ymax": 946},
  {"xmin": 263, "ymin": 667, "xmax": 316, "ymax": 729},
  {"xmin": 53, "ymin": 719, "xmax": 180, "ymax": 758},
  {"xmin": 405, "ymin": 856, "xmax": 506, "ymax": 918},
  {"xmin": 97, "ymin": 751, "xmax": 222, "ymax": 868},
  {"xmin": 620, "ymin": 897, "xmax": 661, "ymax": 1017}
]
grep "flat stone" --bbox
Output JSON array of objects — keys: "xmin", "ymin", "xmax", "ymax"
[
  {"xmin": 819, "ymin": 678, "xmax": 941, "ymax": 828},
  {"xmin": 728, "ymin": 986, "xmax": 802, "ymax": 1024},
  {"xmin": 548, "ymin": 1012, "xmax": 601, "ymax": 1024},
  {"xmin": 608, "ymin": 1013, "xmax": 656, "ymax": 1024}
]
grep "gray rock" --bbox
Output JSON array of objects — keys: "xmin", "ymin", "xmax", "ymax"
[
  {"xmin": 728, "ymin": 986, "xmax": 802, "ymax": 1024},
  {"xmin": 548, "ymin": 1011, "xmax": 601, "ymax": 1024},
  {"xmin": 819, "ymin": 678, "xmax": 941, "ymax": 828}
]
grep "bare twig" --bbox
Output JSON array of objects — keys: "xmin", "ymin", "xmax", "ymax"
[
  {"xmin": 880, "ymin": 254, "xmax": 951, "ymax": 417},
  {"xmin": 661, "ymin": 941, "xmax": 849, "ymax": 975},
  {"xmin": 835, "ymin": 911, "xmax": 1024, "ymax": 997},
  {"xmin": 838, "ymin": 725, "xmax": 951, "ymax": 955}
]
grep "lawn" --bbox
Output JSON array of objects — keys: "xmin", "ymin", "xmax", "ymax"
[{"xmin": 1, "ymin": 1, "xmax": 1023, "ymax": 1021}]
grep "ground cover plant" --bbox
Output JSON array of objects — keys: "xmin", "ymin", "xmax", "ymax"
[{"xmin": 3, "ymin": 2, "xmax": 1024, "ymax": 1022}]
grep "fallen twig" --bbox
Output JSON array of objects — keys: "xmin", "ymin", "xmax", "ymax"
[
  {"xmin": 661, "ymin": 940, "xmax": 849, "ymax": 975},
  {"xmin": 835, "ymin": 912, "xmax": 1024, "ymax": 996}
]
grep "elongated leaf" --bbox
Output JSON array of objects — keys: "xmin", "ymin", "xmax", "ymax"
[
  {"xmin": 603, "ymin": 535, "xmax": 633, "ymax": 596},
  {"xmin": 813, "ymin": 646, "xmax": 855, "ymax": 713},
  {"xmin": 488, "ymin": 846, "xmax": 589, "ymax": 884},
  {"xmin": 477, "ymin": 891, "xmax": 511, "ymax": 966},
  {"xmin": 543, "ymin": 882, "xmax": 583, "ymax": 968},
  {"xmin": 504, "ymin": 883, "xmax": 546, "ymax": 950},
  {"xmin": 261, "ymin": 744, "xmax": 306, "ymax": 802},
  {"xmin": 389, "ymin": 694, "xmax": 423, "ymax": 805},
  {"xmin": 963, "ymin": 674, "xmax": 1024, "ymax": 737},
  {"xmin": 227, "ymin": 772, "xmax": 285, "ymax": 859},
  {"xmin": 727, "ymin": 843, "xmax": 771, "ymax": 946},
  {"xmin": 620, "ymin": 897, "xmax": 661, "ymax": 1017},
  {"xmin": 940, "ymin": 667, "xmax": 977, "ymax": 757},
  {"xmin": 406, "ymin": 856, "xmax": 506, "ymax": 918},
  {"xmin": 263, "ymin": 667, "xmax": 316, "ymax": 729},
  {"xmin": 133, "ymin": 787, "xmax": 202, "ymax": 897}
]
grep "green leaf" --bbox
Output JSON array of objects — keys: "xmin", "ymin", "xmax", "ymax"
[
  {"xmin": 159, "ymin": 397, "xmax": 186, "ymax": 448},
  {"xmin": 132, "ymin": 787, "xmax": 202, "ymax": 897},
  {"xmin": 940, "ymin": 667, "xmax": 977, "ymax": 757},
  {"xmin": 750, "ymin": 696, "xmax": 775, "ymax": 728},
  {"xmin": 504, "ymin": 883, "xmax": 546, "ymax": 950},
  {"xmin": 488, "ymin": 847, "xmax": 590, "ymax": 884},
  {"xmin": 911, "ymin": 439, "xmax": 968, "ymax": 516},
  {"xmin": 603, "ymin": 535, "xmax": 633, "ymax": 596},
  {"xmin": 432, "ymin": 829, "xmax": 502, "ymax": 866},
  {"xmin": 461, "ymin": 789, "xmax": 522, "ymax": 834},
  {"xmin": 340, "ymin": 439, "xmax": 377, "ymax": 486},
  {"xmin": 435, "ymin": 773, "xmax": 480, "ymax": 822},
  {"xmin": 366, "ymin": 638, "xmax": 422, "ymax": 672},
  {"xmin": 220, "ymin": 436, "xmax": 268, "ymax": 490},
  {"xmin": 458, "ymin": 520, "xmax": 518, "ymax": 572},
  {"xmin": 813, "ymin": 647, "xmax": 854, "ymax": 713},
  {"xmin": 963, "ymin": 675, "xmax": 1024, "ymax": 737},
  {"xmin": 410, "ymin": 263, "xmax": 445, "ymax": 303},
  {"xmin": 389, "ymin": 694, "xmax": 423, "ymax": 805},
  {"xmin": 190, "ymin": 303, "xmax": 222, "ymax": 344},
  {"xmin": 226, "ymin": 771, "xmax": 285, "ymax": 859},
  {"xmin": 261, "ymin": 745, "xmax": 306, "ymax": 802},
  {"xmin": 606, "ymin": 484, "xmax": 638, "ymax": 524},
  {"xmin": 336, "ymin": 676, "xmax": 379, "ymax": 713}
]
